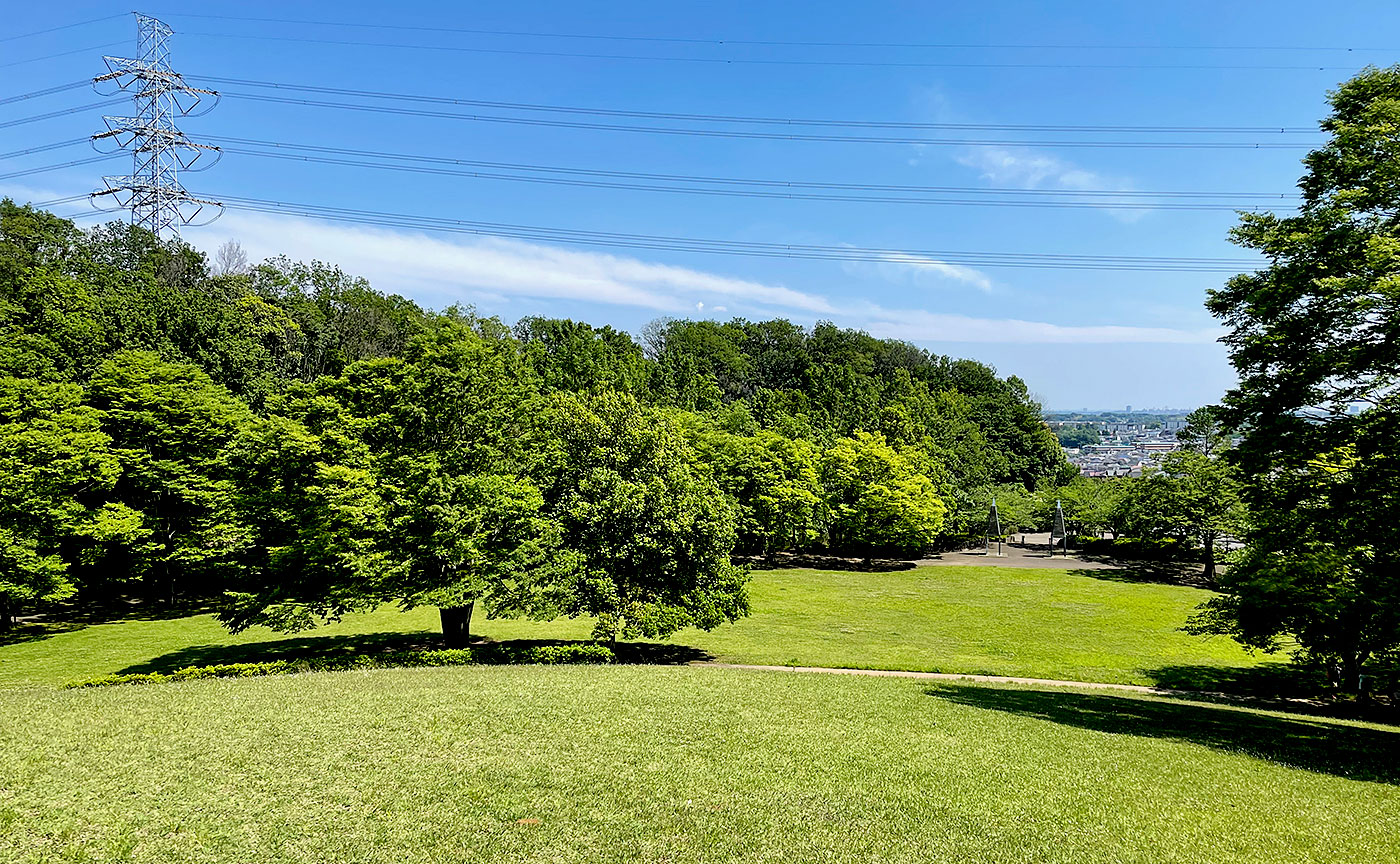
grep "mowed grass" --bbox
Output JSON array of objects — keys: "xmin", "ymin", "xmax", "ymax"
[
  {"xmin": 2, "ymin": 665, "xmax": 1397, "ymax": 864},
  {"xmin": 0, "ymin": 565, "xmax": 1263, "ymax": 689}
]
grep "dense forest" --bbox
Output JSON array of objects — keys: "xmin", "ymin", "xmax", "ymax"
[{"xmin": 0, "ymin": 200, "xmax": 1079, "ymax": 638}]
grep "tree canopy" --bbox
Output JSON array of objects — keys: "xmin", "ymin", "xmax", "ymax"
[
  {"xmin": 0, "ymin": 198, "xmax": 1072, "ymax": 637},
  {"xmin": 1191, "ymin": 66, "xmax": 1400, "ymax": 689}
]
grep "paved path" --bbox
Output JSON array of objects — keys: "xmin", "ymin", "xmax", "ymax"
[
  {"xmin": 697, "ymin": 662, "xmax": 1161, "ymax": 694},
  {"xmin": 916, "ymin": 532, "xmax": 1118, "ymax": 570}
]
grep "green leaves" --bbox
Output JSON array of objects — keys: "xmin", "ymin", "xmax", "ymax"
[
  {"xmin": 0, "ymin": 378, "xmax": 122, "ymax": 619},
  {"xmin": 1201, "ymin": 67, "xmax": 1400, "ymax": 687},
  {"xmin": 821, "ymin": 431, "xmax": 947, "ymax": 557},
  {"xmin": 536, "ymin": 392, "xmax": 748, "ymax": 640}
]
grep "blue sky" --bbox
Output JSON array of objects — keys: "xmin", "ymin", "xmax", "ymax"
[{"xmin": 5, "ymin": 1, "xmax": 1398, "ymax": 409}]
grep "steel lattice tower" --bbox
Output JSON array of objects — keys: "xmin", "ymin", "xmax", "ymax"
[{"xmin": 91, "ymin": 13, "xmax": 222, "ymax": 237}]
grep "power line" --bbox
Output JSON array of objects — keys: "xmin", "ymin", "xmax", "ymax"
[
  {"xmin": 218, "ymin": 90, "xmax": 1313, "ymax": 149},
  {"xmin": 204, "ymin": 193, "xmax": 1259, "ymax": 272},
  {"xmin": 209, "ymin": 134, "xmax": 1300, "ymax": 199},
  {"xmin": 196, "ymin": 76, "xmax": 1318, "ymax": 134},
  {"xmin": 179, "ymin": 31, "xmax": 1359, "ymax": 71},
  {"xmin": 0, "ymin": 155, "xmax": 120, "ymax": 182},
  {"xmin": 0, "ymin": 80, "xmax": 92, "ymax": 107},
  {"xmin": 0, "ymin": 101, "xmax": 122, "ymax": 131},
  {"xmin": 33, "ymin": 194, "xmax": 95, "ymax": 209},
  {"xmin": 158, "ymin": 13, "xmax": 1399, "ymax": 52},
  {"xmin": 0, "ymin": 138, "xmax": 89, "ymax": 160},
  {"xmin": 216, "ymin": 139, "xmax": 1296, "ymax": 211},
  {"xmin": 0, "ymin": 42, "xmax": 128, "ymax": 70},
  {"xmin": 0, "ymin": 14, "xmax": 127, "ymax": 44}
]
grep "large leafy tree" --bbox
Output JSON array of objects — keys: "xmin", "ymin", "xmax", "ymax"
[
  {"xmin": 0, "ymin": 378, "xmax": 140, "ymax": 625},
  {"xmin": 534, "ymin": 392, "xmax": 749, "ymax": 641},
  {"xmin": 1120, "ymin": 450, "xmax": 1244, "ymax": 582},
  {"xmin": 694, "ymin": 428, "xmax": 824, "ymax": 558},
  {"xmin": 218, "ymin": 413, "xmax": 389, "ymax": 634},
  {"xmin": 86, "ymin": 351, "xmax": 252, "ymax": 604},
  {"xmin": 821, "ymin": 431, "xmax": 947, "ymax": 557},
  {"xmin": 1191, "ymin": 67, "xmax": 1400, "ymax": 688},
  {"xmin": 221, "ymin": 313, "xmax": 559, "ymax": 641}
]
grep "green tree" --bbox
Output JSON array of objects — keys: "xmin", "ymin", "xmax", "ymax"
[
  {"xmin": 695, "ymin": 429, "xmax": 824, "ymax": 558},
  {"xmin": 534, "ymin": 392, "xmax": 749, "ymax": 641},
  {"xmin": 1188, "ymin": 435, "xmax": 1400, "ymax": 690},
  {"xmin": 821, "ymin": 431, "xmax": 947, "ymax": 557},
  {"xmin": 1120, "ymin": 451, "xmax": 1244, "ymax": 581},
  {"xmin": 0, "ymin": 379, "xmax": 132, "ymax": 625},
  {"xmin": 222, "ymin": 313, "xmax": 557, "ymax": 641},
  {"xmin": 217, "ymin": 413, "xmax": 389, "ymax": 634},
  {"xmin": 1054, "ymin": 476, "xmax": 1128, "ymax": 539},
  {"xmin": 384, "ymin": 468, "xmax": 558, "ymax": 646},
  {"xmin": 87, "ymin": 352, "xmax": 251, "ymax": 604},
  {"xmin": 514, "ymin": 316, "xmax": 649, "ymax": 395},
  {"xmin": 1192, "ymin": 67, "xmax": 1400, "ymax": 688}
]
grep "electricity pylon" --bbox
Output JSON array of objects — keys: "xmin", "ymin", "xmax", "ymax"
[{"xmin": 90, "ymin": 13, "xmax": 222, "ymax": 237}]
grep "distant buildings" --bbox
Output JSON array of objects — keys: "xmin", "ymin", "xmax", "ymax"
[{"xmin": 1057, "ymin": 421, "xmax": 1183, "ymax": 477}]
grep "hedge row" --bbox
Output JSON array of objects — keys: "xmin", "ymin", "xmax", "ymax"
[{"xmin": 63, "ymin": 643, "xmax": 616, "ymax": 689}]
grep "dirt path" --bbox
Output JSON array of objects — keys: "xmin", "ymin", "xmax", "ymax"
[{"xmin": 696, "ymin": 662, "xmax": 1161, "ymax": 694}]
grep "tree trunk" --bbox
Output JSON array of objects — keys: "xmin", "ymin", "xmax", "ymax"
[
  {"xmin": 1202, "ymin": 534, "xmax": 1217, "ymax": 584},
  {"xmin": 1340, "ymin": 652, "xmax": 1368, "ymax": 695},
  {"xmin": 439, "ymin": 603, "xmax": 474, "ymax": 648}
]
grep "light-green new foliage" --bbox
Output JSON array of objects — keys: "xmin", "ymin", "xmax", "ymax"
[
  {"xmin": 0, "ymin": 378, "xmax": 138, "ymax": 621},
  {"xmin": 821, "ymin": 431, "xmax": 947, "ymax": 556},
  {"xmin": 694, "ymin": 428, "xmax": 824, "ymax": 556}
]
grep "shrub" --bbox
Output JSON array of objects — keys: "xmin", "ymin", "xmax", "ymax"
[{"xmin": 62, "ymin": 643, "xmax": 615, "ymax": 688}]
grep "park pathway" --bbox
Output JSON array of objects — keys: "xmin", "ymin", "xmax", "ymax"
[{"xmin": 696, "ymin": 662, "xmax": 1164, "ymax": 694}]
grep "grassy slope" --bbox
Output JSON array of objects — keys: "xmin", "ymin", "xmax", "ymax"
[
  {"xmin": 0, "ymin": 566, "xmax": 1261, "ymax": 688},
  {"xmin": 2, "ymin": 666, "xmax": 1397, "ymax": 864}
]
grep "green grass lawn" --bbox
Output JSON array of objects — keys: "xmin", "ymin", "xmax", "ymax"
[
  {"xmin": 2, "ymin": 665, "xmax": 1396, "ymax": 864},
  {"xmin": 0, "ymin": 565, "xmax": 1266, "ymax": 689}
]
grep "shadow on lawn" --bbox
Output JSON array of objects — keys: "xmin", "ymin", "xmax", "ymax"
[
  {"xmin": 736, "ymin": 553, "xmax": 916, "ymax": 572},
  {"xmin": 118, "ymin": 634, "xmax": 711, "ymax": 675},
  {"xmin": 3, "ymin": 599, "xmax": 214, "ymax": 646},
  {"xmin": 1144, "ymin": 662, "xmax": 1326, "ymax": 698},
  {"xmin": 926, "ymin": 684, "xmax": 1400, "ymax": 784},
  {"xmin": 1076, "ymin": 563, "xmax": 1213, "ymax": 588}
]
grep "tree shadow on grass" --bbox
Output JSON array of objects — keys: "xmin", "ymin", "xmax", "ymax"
[
  {"xmin": 118, "ymin": 634, "xmax": 711, "ymax": 675},
  {"xmin": 736, "ymin": 553, "xmax": 916, "ymax": 572},
  {"xmin": 1144, "ymin": 663, "xmax": 1326, "ymax": 699},
  {"xmin": 0, "ymin": 621, "xmax": 87, "ymax": 647},
  {"xmin": 4, "ymin": 600, "xmax": 215, "ymax": 646},
  {"xmin": 926, "ymin": 683, "xmax": 1400, "ymax": 784},
  {"xmin": 118, "ymin": 632, "xmax": 442, "ymax": 674},
  {"xmin": 1075, "ymin": 563, "xmax": 1213, "ymax": 588}
]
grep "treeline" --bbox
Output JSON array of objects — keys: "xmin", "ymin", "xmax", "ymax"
[{"xmin": 0, "ymin": 202, "xmax": 1069, "ymax": 638}]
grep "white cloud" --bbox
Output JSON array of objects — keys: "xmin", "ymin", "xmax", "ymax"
[
  {"xmin": 179, "ymin": 210, "xmax": 1210, "ymax": 344},
  {"xmin": 209, "ymin": 210, "xmax": 836, "ymax": 315},
  {"xmin": 854, "ymin": 305, "xmax": 1220, "ymax": 344},
  {"xmin": 955, "ymin": 147, "xmax": 1150, "ymax": 222},
  {"xmin": 844, "ymin": 253, "xmax": 996, "ymax": 294}
]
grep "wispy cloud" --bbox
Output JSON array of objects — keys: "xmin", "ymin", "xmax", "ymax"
[
  {"xmin": 214, "ymin": 210, "xmax": 836, "ymax": 315},
  {"xmin": 844, "ymin": 252, "xmax": 996, "ymax": 294},
  {"xmin": 955, "ymin": 146, "xmax": 1150, "ymax": 222},
  {"xmin": 855, "ymin": 305, "xmax": 1219, "ymax": 344},
  {"xmin": 184, "ymin": 211, "xmax": 1211, "ymax": 344}
]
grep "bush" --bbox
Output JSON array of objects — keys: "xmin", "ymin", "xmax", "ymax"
[
  {"xmin": 62, "ymin": 643, "xmax": 615, "ymax": 688},
  {"xmin": 1074, "ymin": 536, "xmax": 1199, "ymax": 562}
]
